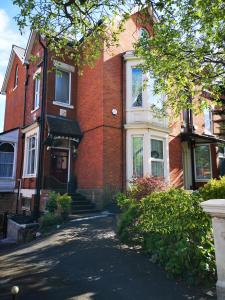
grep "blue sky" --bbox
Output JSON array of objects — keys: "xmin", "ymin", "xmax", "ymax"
[{"xmin": 0, "ymin": 1, "xmax": 29, "ymax": 132}]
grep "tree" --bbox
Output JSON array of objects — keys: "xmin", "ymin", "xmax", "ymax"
[
  {"xmin": 13, "ymin": 0, "xmax": 225, "ymax": 114},
  {"xmin": 135, "ymin": 0, "xmax": 225, "ymax": 115}
]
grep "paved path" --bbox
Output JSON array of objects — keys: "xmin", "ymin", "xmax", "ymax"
[{"xmin": 0, "ymin": 213, "xmax": 214, "ymax": 300}]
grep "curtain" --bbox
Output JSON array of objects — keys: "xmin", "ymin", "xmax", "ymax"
[{"xmin": 0, "ymin": 152, "xmax": 14, "ymax": 177}]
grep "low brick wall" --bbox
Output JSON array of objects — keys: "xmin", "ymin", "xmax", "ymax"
[{"xmin": 0, "ymin": 192, "xmax": 17, "ymax": 213}]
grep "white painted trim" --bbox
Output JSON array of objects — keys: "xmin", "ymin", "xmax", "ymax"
[
  {"xmin": 53, "ymin": 60, "xmax": 75, "ymax": 73},
  {"xmin": 20, "ymin": 189, "xmax": 36, "ymax": 197},
  {"xmin": 52, "ymin": 101, "xmax": 74, "ymax": 109},
  {"xmin": 124, "ymin": 123, "xmax": 170, "ymax": 133},
  {"xmin": 33, "ymin": 67, "xmax": 41, "ymax": 80},
  {"xmin": 31, "ymin": 107, "xmax": 40, "ymax": 114},
  {"xmin": 22, "ymin": 122, "xmax": 39, "ymax": 134},
  {"xmin": 194, "ymin": 144, "xmax": 212, "ymax": 182}
]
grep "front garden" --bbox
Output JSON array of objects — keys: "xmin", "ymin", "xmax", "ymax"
[{"xmin": 116, "ymin": 176, "xmax": 225, "ymax": 285}]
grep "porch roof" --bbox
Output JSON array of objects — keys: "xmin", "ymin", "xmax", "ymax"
[
  {"xmin": 180, "ymin": 132, "xmax": 225, "ymax": 144},
  {"xmin": 46, "ymin": 115, "xmax": 82, "ymax": 139}
]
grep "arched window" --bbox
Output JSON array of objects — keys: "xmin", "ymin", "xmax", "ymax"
[
  {"xmin": 14, "ymin": 65, "xmax": 18, "ymax": 88},
  {"xmin": 139, "ymin": 28, "xmax": 149, "ymax": 39},
  {"xmin": 0, "ymin": 143, "xmax": 14, "ymax": 178}
]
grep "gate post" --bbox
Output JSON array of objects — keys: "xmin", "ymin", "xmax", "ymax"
[{"xmin": 200, "ymin": 199, "xmax": 225, "ymax": 300}]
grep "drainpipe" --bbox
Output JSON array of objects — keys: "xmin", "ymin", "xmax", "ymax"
[
  {"xmin": 16, "ymin": 63, "xmax": 29, "ymax": 214},
  {"xmin": 189, "ymin": 98, "xmax": 196, "ymax": 190},
  {"xmin": 33, "ymin": 36, "xmax": 48, "ymax": 221}
]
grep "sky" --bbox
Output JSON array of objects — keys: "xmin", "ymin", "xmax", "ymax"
[{"xmin": 0, "ymin": 1, "xmax": 29, "ymax": 132}]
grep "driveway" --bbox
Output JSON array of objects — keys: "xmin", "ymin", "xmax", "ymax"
[{"xmin": 0, "ymin": 212, "xmax": 214, "ymax": 300}]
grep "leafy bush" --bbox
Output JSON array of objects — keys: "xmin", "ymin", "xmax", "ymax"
[
  {"xmin": 39, "ymin": 213, "xmax": 62, "ymax": 229},
  {"xmin": 57, "ymin": 193, "xmax": 72, "ymax": 220},
  {"xmin": 117, "ymin": 188, "xmax": 215, "ymax": 284},
  {"xmin": 128, "ymin": 176, "xmax": 168, "ymax": 201},
  {"xmin": 199, "ymin": 176, "xmax": 225, "ymax": 200},
  {"xmin": 46, "ymin": 191, "xmax": 58, "ymax": 213}
]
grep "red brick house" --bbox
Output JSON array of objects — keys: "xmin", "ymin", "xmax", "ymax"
[{"xmin": 0, "ymin": 14, "xmax": 225, "ymax": 214}]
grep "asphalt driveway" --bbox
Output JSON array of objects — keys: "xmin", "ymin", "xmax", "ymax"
[{"xmin": 0, "ymin": 212, "xmax": 215, "ymax": 300}]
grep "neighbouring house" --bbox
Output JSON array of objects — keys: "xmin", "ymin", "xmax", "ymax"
[{"xmin": 0, "ymin": 12, "xmax": 225, "ymax": 214}]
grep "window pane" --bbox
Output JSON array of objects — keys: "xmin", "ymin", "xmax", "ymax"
[
  {"xmin": 151, "ymin": 161, "xmax": 164, "ymax": 177},
  {"xmin": 132, "ymin": 68, "xmax": 142, "ymax": 107},
  {"xmin": 34, "ymin": 78, "xmax": 40, "ymax": 109},
  {"xmin": 0, "ymin": 147, "xmax": 14, "ymax": 178},
  {"xmin": 195, "ymin": 145, "xmax": 211, "ymax": 180},
  {"xmin": 55, "ymin": 70, "xmax": 69, "ymax": 104},
  {"xmin": 27, "ymin": 135, "xmax": 37, "ymax": 175},
  {"xmin": 151, "ymin": 139, "xmax": 163, "ymax": 159},
  {"xmin": 147, "ymin": 76, "xmax": 163, "ymax": 108},
  {"xmin": 204, "ymin": 108, "xmax": 212, "ymax": 133},
  {"xmin": 132, "ymin": 136, "xmax": 143, "ymax": 177}
]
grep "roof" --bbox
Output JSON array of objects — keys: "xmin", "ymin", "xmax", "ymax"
[
  {"xmin": 180, "ymin": 132, "xmax": 225, "ymax": 144},
  {"xmin": 46, "ymin": 115, "xmax": 82, "ymax": 139},
  {"xmin": 1, "ymin": 45, "xmax": 25, "ymax": 94}
]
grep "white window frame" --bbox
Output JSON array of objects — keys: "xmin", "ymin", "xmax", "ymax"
[
  {"xmin": 194, "ymin": 144, "xmax": 212, "ymax": 182},
  {"xmin": 23, "ymin": 126, "xmax": 39, "ymax": 178},
  {"xmin": 32, "ymin": 67, "xmax": 41, "ymax": 112},
  {"xmin": 150, "ymin": 137, "xmax": 165, "ymax": 178},
  {"xmin": 53, "ymin": 60, "xmax": 74, "ymax": 108}
]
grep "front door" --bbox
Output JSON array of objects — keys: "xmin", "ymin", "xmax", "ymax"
[{"xmin": 51, "ymin": 149, "xmax": 69, "ymax": 183}]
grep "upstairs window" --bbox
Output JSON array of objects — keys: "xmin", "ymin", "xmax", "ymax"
[
  {"xmin": 14, "ymin": 65, "xmax": 18, "ymax": 88},
  {"xmin": 0, "ymin": 143, "xmax": 14, "ymax": 178},
  {"xmin": 55, "ymin": 69, "xmax": 70, "ymax": 105},
  {"xmin": 132, "ymin": 68, "xmax": 143, "ymax": 107},
  {"xmin": 204, "ymin": 107, "xmax": 213, "ymax": 134},
  {"xmin": 139, "ymin": 28, "xmax": 149, "ymax": 39},
  {"xmin": 34, "ymin": 77, "xmax": 40, "ymax": 110}
]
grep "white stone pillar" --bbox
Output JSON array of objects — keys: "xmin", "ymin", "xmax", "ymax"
[{"xmin": 200, "ymin": 199, "xmax": 225, "ymax": 300}]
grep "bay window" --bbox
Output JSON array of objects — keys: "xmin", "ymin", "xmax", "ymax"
[{"xmin": 195, "ymin": 145, "xmax": 212, "ymax": 180}]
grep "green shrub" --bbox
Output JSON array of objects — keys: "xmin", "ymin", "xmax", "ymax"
[
  {"xmin": 39, "ymin": 213, "xmax": 62, "ymax": 229},
  {"xmin": 46, "ymin": 191, "xmax": 58, "ymax": 213},
  {"xmin": 199, "ymin": 176, "xmax": 225, "ymax": 200},
  {"xmin": 138, "ymin": 189, "xmax": 215, "ymax": 283},
  {"xmin": 57, "ymin": 193, "xmax": 72, "ymax": 220},
  {"xmin": 117, "ymin": 188, "xmax": 216, "ymax": 284}
]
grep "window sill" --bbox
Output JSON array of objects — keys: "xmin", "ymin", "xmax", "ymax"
[
  {"xmin": 53, "ymin": 101, "xmax": 74, "ymax": 109},
  {"xmin": 13, "ymin": 85, "xmax": 18, "ymax": 91},
  {"xmin": 31, "ymin": 107, "xmax": 40, "ymax": 113},
  {"xmin": 23, "ymin": 174, "xmax": 37, "ymax": 179},
  {"xmin": 195, "ymin": 178, "xmax": 212, "ymax": 182}
]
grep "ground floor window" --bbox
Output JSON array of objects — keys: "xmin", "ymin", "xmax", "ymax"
[
  {"xmin": 23, "ymin": 128, "xmax": 39, "ymax": 177},
  {"xmin": 128, "ymin": 130, "xmax": 168, "ymax": 181},
  {"xmin": 151, "ymin": 139, "xmax": 164, "ymax": 177},
  {"xmin": 194, "ymin": 145, "xmax": 212, "ymax": 180},
  {"xmin": 132, "ymin": 136, "xmax": 143, "ymax": 177},
  {"xmin": 0, "ymin": 143, "xmax": 14, "ymax": 178}
]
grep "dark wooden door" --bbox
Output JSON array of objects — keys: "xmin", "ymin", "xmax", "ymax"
[{"xmin": 51, "ymin": 149, "xmax": 69, "ymax": 183}]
